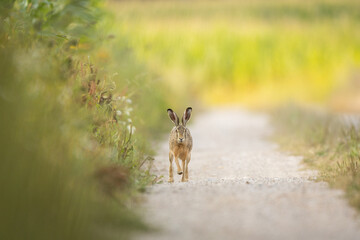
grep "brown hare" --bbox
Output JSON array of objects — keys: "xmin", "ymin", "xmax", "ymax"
[{"xmin": 167, "ymin": 107, "xmax": 193, "ymax": 182}]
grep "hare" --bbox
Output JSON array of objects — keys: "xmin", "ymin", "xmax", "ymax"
[{"xmin": 167, "ymin": 107, "xmax": 193, "ymax": 182}]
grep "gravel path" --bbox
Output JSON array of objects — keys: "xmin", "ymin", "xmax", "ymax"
[{"xmin": 136, "ymin": 108, "xmax": 360, "ymax": 240}]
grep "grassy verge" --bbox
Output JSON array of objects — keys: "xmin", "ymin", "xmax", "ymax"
[
  {"xmin": 272, "ymin": 105, "xmax": 360, "ymax": 210},
  {"xmin": 0, "ymin": 1, "xmax": 168, "ymax": 239}
]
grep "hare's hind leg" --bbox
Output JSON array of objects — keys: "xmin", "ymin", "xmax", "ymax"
[
  {"xmin": 168, "ymin": 153, "xmax": 174, "ymax": 183},
  {"xmin": 185, "ymin": 154, "xmax": 191, "ymax": 181}
]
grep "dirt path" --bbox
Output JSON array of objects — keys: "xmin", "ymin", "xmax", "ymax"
[{"xmin": 137, "ymin": 108, "xmax": 360, "ymax": 240}]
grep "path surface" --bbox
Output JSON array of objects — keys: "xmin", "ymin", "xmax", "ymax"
[{"xmin": 136, "ymin": 108, "xmax": 360, "ymax": 240}]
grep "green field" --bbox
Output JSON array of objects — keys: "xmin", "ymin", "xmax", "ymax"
[{"xmin": 109, "ymin": 0, "xmax": 360, "ymax": 108}]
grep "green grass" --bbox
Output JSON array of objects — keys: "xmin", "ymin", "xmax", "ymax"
[
  {"xmin": 0, "ymin": 1, "xmax": 170, "ymax": 239},
  {"xmin": 109, "ymin": 0, "xmax": 360, "ymax": 108},
  {"xmin": 272, "ymin": 105, "xmax": 360, "ymax": 210}
]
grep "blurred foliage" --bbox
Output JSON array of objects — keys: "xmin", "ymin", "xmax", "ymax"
[
  {"xmin": 0, "ymin": 0, "xmax": 170, "ymax": 239},
  {"xmin": 272, "ymin": 105, "xmax": 360, "ymax": 210},
  {"xmin": 110, "ymin": 0, "xmax": 360, "ymax": 108},
  {"xmin": 14, "ymin": 0, "xmax": 101, "ymax": 41},
  {"xmin": 90, "ymin": 27, "xmax": 170, "ymax": 141}
]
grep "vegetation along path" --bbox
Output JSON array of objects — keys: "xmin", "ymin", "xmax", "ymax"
[{"xmin": 137, "ymin": 108, "xmax": 360, "ymax": 240}]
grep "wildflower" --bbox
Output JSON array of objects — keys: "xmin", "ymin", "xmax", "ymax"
[
  {"xmin": 127, "ymin": 125, "xmax": 136, "ymax": 134},
  {"xmin": 116, "ymin": 110, "xmax": 122, "ymax": 116}
]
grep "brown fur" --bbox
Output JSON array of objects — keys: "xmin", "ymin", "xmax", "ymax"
[{"xmin": 167, "ymin": 108, "xmax": 193, "ymax": 182}]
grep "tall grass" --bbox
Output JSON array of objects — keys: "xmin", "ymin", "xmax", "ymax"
[
  {"xmin": 110, "ymin": 0, "xmax": 360, "ymax": 108},
  {"xmin": 0, "ymin": 1, "xmax": 169, "ymax": 239},
  {"xmin": 272, "ymin": 105, "xmax": 360, "ymax": 209}
]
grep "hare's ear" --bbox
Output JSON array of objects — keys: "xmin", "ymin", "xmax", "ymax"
[
  {"xmin": 182, "ymin": 107, "xmax": 192, "ymax": 126},
  {"xmin": 167, "ymin": 109, "xmax": 179, "ymax": 126}
]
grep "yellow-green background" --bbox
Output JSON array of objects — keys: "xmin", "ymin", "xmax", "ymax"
[{"xmin": 105, "ymin": 0, "xmax": 360, "ymax": 109}]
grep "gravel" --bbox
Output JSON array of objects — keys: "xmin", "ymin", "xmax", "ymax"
[{"xmin": 136, "ymin": 108, "xmax": 360, "ymax": 240}]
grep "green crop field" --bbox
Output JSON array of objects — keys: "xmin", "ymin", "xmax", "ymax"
[{"xmin": 108, "ymin": 0, "xmax": 360, "ymax": 108}]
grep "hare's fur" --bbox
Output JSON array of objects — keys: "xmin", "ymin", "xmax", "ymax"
[{"xmin": 167, "ymin": 108, "xmax": 193, "ymax": 182}]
